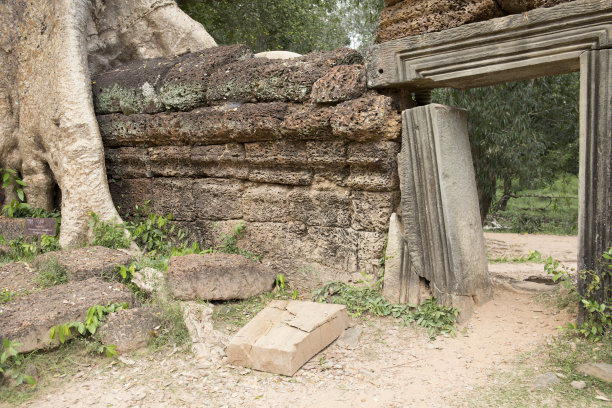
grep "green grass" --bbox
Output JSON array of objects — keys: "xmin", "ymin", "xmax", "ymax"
[
  {"xmin": 488, "ymin": 173, "xmax": 578, "ymax": 235},
  {"xmin": 489, "ymin": 250, "xmax": 545, "ymax": 264},
  {"xmin": 212, "ymin": 289, "xmax": 295, "ymax": 330}
]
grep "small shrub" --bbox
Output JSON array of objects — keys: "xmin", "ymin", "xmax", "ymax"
[
  {"xmin": 0, "ymin": 288, "xmax": 15, "ymax": 304},
  {"xmin": 0, "ymin": 339, "xmax": 35, "ymax": 386},
  {"xmin": 35, "ymin": 256, "xmax": 68, "ymax": 288},
  {"xmin": 546, "ymin": 248, "xmax": 612, "ymax": 341},
  {"xmin": 312, "ymin": 280, "xmax": 458, "ymax": 338},
  {"xmin": 217, "ymin": 222, "xmax": 262, "ymax": 261},
  {"xmin": 89, "ymin": 212, "xmax": 130, "ymax": 249}
]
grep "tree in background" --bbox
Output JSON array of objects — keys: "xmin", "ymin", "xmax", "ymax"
[
  {"xmin": 433, "ymin": 73, "xmax": 580, "ymax": 222},
  {"xmin": 177, "ymin": 0, "xmax": 384, "ymax": 53}
]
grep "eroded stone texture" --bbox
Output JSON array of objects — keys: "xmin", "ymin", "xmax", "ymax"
[
  {"xmin": 98, "ymin": 46, "xmax": 401, "ymax": 287},
  {"xmin": 376, "ymin": 0, "xmax": 504, "ymax": 43},
  {"xmin": 226, "ymin": 300, "xmax": 348, "ymax": 376},
  {"xmin": 166, "ymin": 253, "xmax": 275, "ymax": 301},
  {"xmin": 497, "ymin": 0, "xmax": 574, "ymax": 13},
  {"xmin": 0, "ymin": 278, "xmax": 136, "ymax": 353}
]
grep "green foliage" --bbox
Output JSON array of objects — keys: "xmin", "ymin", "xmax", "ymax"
[
  {"xmin": 218, "ymin": 222, "xmax": 262, "ymax": 261},
  {"xmin": 546, "ymin": 249, "xmax": 612, "ymax": 341},
  {"xmin": 0, "ymin": 288, "xmax": 15, "ymax": 304},
  {"xmin": 2, "ymin": 200, "xmax": 60, "ymax": 220},
  {"xmin": 0, "ymin": 169, "xmax": 25, "ymax": 203},
  {"xmin": 49, "ymin": 303, "xmax": 128, "ymax": 357},
  {"xmin": 0, "ymin": 339, "xmax": 35, "ymax": 386},
  {"xmin": 89, "ymin": 212, "xmax": 130, "ymax": 250},
  {"xmin": 148, "ymin": 301, "xmax": 190, "ymax": 349},
  {"xmin": 124, "ymin": 201, "xmax": 191, "ymax": 256},
  {"xmin": 312, "ymin": 281, "xmax": 458, "ymax": 338},
  {"xmin": 433, "ymin": 74, "xmax": 579, "ymax": 221},
  {"xmin": 490, "ymin": 173, "xmax": 578, "ymax": 235},
  {"xmin": 489, "ymin": 250, "xmax": 544, "ymax": 264},
  {"xmin": 35, "ymin": 256, "xmax": 68, "ymax": 289},
  {"xmin": 0, "ymin": 234, "xmax": 60, "ymax": 262}
]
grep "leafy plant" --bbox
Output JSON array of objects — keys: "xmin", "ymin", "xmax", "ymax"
[
  {"xmin": 490, "ymin": 250, "xmax": 544, "ymax": 264},
  {"xmin": 0, "ymin": 169, "xmax": 25, "ymax": 203},
  {"xmin": 275, "ymin": 274, "xmax": 286, "ymax": 290},
  {"xmin": 49, "ymin": 302, "xmax": 129, "ymax": 357},
  {"xmin": 0, "ymin": 339, "xmax": 35, "ymax": 386},
  {"xmin": 35, "ymin": 256, "xmax": 68, "ymax": 289},
  {"xmin": 312, "ymin": 280, "xmax": 458, "ymax": 338},
  {"xmin": 546, "ymin": 248, "xmax": 612, "ymax": 341},
  {"xmin": 0, "ymin": 288, "xmax": 15, "ymax": 304},
  {"xmin": 89, "ymin": 212, "xmax": 130, "ymax": 250},
  {"xmin": 217, "ymin": 222, "xmax": 262, "ymax": 261}
]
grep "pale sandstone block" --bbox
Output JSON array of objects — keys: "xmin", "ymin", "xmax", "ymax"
[{"xmin": 226, "ymin": 300, "xmax": 348, "ymax": 376}]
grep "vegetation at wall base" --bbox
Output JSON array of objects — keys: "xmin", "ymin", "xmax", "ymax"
[{"xmin": 312, "ymin": 280, "xmax": 458, "ymax": 338}]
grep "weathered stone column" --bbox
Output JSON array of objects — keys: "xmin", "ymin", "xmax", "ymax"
[
  {"xmin": 385, "ymin": 104, "xmax": 491, "ymax": 320},
  {"xmin": 578, "ymin": 49, "xmax": 612, "ymax": 321}
]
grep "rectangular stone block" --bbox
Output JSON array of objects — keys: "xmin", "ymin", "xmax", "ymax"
[
  {"xmin": 245, "ymin": 140, "xmax": 308, "ymax": 165},
  {"xmin": 152, "ymin": 179, "xmax": 196, "ymax": 221},
  {"xmin": 149, "ymin": 146, "xmax": 197, "ymax": 177},
  {"xmin": 242, "ymin": 185, "xmax": 291, "ymax": 223},
  {"xmin": 226, "ymin": 300, "xmax": 348, "ymax": 376},
  {"xmin": 105, "ymin": 148, "xmax": 150, "ymax": 179},
  {"xmin": 248, "ymin": 166, "xmax": 313, "ymax": 186},
  {"xmin": 109, "ymin": 179, "xmax": 153, "ymax": 215},
  {"xmin": 191, "ymin": 144, "xmax": 248, "ymax": 179},
  {"xmin": 0, "ymin": 217, "xmax": 25, "ymax": 240},
  {"xmin": 351, "ymin": 191, "xmax": 398, "ymax": 232},
  {"xmin": 288, "ymin": 189, "xmax": 352, "ymax": 228},
  {"xmin": 194, "ymin": 179, "xmax": 244, "ymax": 220},
  {"xmin": 306, "ymin": 141, "xmax": 347, "ymax": 164}
]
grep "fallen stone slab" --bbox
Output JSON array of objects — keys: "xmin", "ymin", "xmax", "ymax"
[
  {"xmin": 226, "ymin": 300, "xmax": 348, "ymax": 376},
  {"xmin": 0, "ymin": 262, "xmax": 37, "ymax": 296},
  {"xmin": 100, "ymin": 308, "xmax": 161, "ymax": 353},
  {"xmin": 0, "ymin": 278, "xmax": 136, "ymax": 353},
  {"xmin": 577, "ymin": 363, "xmax": 612, "ymax": 383},
  {"xmin": 33, "ymin": 246, "xmax": 134, "ymax": 282},
  {"xmin": 166, "ymin": 253, "xmax": 275, "ymax": 301}
]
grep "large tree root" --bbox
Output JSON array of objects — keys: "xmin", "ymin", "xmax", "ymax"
[{"xmin": 0, "ymin": 0, "xmax": 216, "ymax": 246}]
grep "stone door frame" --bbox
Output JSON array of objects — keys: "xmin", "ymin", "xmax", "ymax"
[{"xmin": 366, "ymin": 0, "xmax": 612, "ymax": 312}]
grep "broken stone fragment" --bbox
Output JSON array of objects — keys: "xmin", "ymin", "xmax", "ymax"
[
  {"xmin": 182, "ymin": 302, "xmax": 228, "ymax": 369},
  {"xmin": 577, "ymin": 363, "xmax": 612, "ymax": 383},
  {"xmin": 165, "ymin": 253, "xmax": 275, "ymax": 301},
  {"xmin": 226, "ymin": 300, "xmax": 349, "ymax": 376},
  {"xmin": 0, "ymin": 278, "xmax": 136, "ymax": 353},
  {"xmin": 100, "ymin": 307, "xmax": 161, "ymax": 353},
  {"xmin": 311, "ymin": 65, "xmax": 367, "ymax": 104}
]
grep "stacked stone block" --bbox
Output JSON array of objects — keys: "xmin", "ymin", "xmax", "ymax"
[{"xmin": 94, "ymin": 46, "xmax": 401, "ymax": 284}]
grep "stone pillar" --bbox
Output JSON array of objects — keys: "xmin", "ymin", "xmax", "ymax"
[
  {"xmin": 578, "ymin": 49, "xmax": 612, "ymax": 320},
  {"xmin": 386, "ymin": 104, "xmax": 491, "ymax": 320}
]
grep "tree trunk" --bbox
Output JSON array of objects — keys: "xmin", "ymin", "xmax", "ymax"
[{"xmin": 0, "ymin": 0, "xmax": 216, "ymax": 246}]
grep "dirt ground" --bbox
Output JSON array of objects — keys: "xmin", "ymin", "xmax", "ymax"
[{"xmin": 4, "ymin": 233, "xmax": 579, "ymax": 408}]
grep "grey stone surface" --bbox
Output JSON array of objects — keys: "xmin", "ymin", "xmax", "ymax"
[
  {"xmin": 571, "ymin": 380, "xmax": 587, "ymax": 389},
  {"xmin": 533, "ymin": 372, "xmax": 561, "ymax": 388},
  {"xmin": 337, "ymin": 326, "xmax": 363, "ymax": 349},
  {"xmin": 399, "ymin": 105, "xmax": 491, "ymax": 318},
  {"xmin": 182, "ymin": 302, "xmax": 227, "ymax": 369},
  {"xmin": 367, "ymin": 0, "xmax": 612, "ymax": 89},
  {"xmin": 166, "ymin": 253, "xmax": 275, "ymax": 301},
  {"xmin": 577, "ymin": 363, "xmax": 612, "ymax": 383}
]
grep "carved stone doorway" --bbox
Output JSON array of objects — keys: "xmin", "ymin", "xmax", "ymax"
[{"xmin": 367, "ymin": 0, "xmax": 611, "ymax": 320}]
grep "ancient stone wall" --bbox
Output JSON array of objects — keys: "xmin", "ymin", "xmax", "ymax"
[
  {"xmin": 376, "ymin": 0, "xmax": 576, "ymax": 43},
  {"xmin": 94, "ymin": 46, "xmax": 402, "ymax": 286}
]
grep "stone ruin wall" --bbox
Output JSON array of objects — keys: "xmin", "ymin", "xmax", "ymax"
[
  {"xmin": 376, "ymin": 0, "xmax": 576, "ymax": 43},
  {"xmin": 94, "ymin": 45, "xmax": 402, "ymax": 286}
]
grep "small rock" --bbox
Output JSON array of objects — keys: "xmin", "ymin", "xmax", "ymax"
[
  {"xmin": 571, "ymin": 380, "xmax": 586, "ymax": 390},
  {"xmin": 576, "ymin": 363, "xmax": 612, "ymax": 383},
  {"xmin": 132, "ymin": 267, "xmax": 165, "ymax": 296},
  {"xmin": 533, "ymin": 372, "xmax": 560, "ymax": 389},
  {"xmin": 337, "ymin": 326, "xmax": 362, "ymax": 349},
  {"xmin": 100, "ymin": 308, "xmax": 161, "ymax": 353}
]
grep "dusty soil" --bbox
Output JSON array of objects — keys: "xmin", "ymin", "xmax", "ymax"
[{"xmin": 4, "ymin": 233, "xmax": 578, "ymax": 408}]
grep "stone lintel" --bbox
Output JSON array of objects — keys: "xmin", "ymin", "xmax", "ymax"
[{"xmin": 366, "ymin": 0, "xmax": 612, "ymax": 90}]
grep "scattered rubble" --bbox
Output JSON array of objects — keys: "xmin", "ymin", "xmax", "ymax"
[{"xmin": 100, "ymin": 308, "xmax": 161, "ymax": 353}]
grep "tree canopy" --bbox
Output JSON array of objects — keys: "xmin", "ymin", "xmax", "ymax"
[
  {"xmin": 433, "ymin": 73, "xmax": 580, "ymax": 221},
  {"xmin": 177, "ymin": 0, "xmax": 384, "ymax": 54}
]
